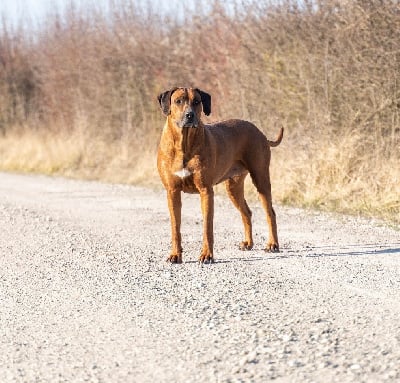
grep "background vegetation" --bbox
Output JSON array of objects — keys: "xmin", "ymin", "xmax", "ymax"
[{"xmin": 0, "ymin": 0, "xmax": 399, "ymax": 223}]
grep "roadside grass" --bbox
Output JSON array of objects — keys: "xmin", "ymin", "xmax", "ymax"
[
  {"xmin": 1, "ymin": 129, "xmax": 398, "ymax": 226},
  {"xmin": 0, "ymin": 129, "xmax": 159, "ymax": 187}
]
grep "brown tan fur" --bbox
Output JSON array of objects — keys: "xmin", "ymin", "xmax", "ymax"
[{"xmin": 157, "ymin": 87, "xmax": 283, "ymax": 264}]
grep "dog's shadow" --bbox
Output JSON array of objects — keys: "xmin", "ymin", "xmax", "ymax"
[
  {"xmin": 303, "ymin": 243, "xmax": 400, "ymax": 258},
  {"xmin": 182, "ymin": 250, "xmax": 290, "ymax": 265},
  {"xmin": 215, "ymin": 254, "xmax": 290, "ymax": 264},
  {"xmin": 181, "ymin": 243, "xmax": 400, "ymax": 264}
]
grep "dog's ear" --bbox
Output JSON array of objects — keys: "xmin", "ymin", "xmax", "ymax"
[
  {"xmin": 197, "ymin": 89, "xmax": 211, "ymax": 116},
  {"xmin": 157, "ymin": 88, "xmax": 177, "ymax": 116}
]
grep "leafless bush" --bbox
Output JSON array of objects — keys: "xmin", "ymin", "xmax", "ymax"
[{"xmin": 0, "ymin": 0, "xmax": 398, "ymax": 221}]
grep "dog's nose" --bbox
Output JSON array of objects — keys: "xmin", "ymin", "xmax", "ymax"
[{"xmin": 185, "ymin": 111, "xmax": 194, "ymax": 121}]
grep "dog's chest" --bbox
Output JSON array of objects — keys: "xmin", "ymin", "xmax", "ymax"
[
  {"xmin": 174, "ymin": 167, "xmax": 192, "ymax": 178},
  {"xmin": 172, "ymin": 160, "xmax": 201, "ymax": 194},
  {"xmin": 172, "ymin": 154, "xmax": 200, "ymax": 179},
  {"xmin": 179, "ymin": 172, "xmax": 198, "ymax": 194}
]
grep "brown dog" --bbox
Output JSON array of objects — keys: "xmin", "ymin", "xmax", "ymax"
[{"xmin": 157, "ymin": 87, "xmax": 283, "ymax": 264}]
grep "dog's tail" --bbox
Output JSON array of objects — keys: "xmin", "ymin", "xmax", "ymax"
[{"xmin": 267, "ymin": 127, "xmax": 284, "ymax": 147}]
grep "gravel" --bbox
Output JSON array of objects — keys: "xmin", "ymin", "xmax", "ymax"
[{"xmin": 0, "ymin": 172, "xmax": 399, "ymax": 383}]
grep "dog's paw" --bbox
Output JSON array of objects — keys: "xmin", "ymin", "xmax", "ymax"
[
  {"xmin": 198, "ymin": 253, "xmax": 214, "ymax": 265},
  {"xmin": 239, "ymin": 241, "xmax": 253, "ymax": 251},
  {"xmin": 265, "ymin": 243, "xmax": 280, "ymax": 253},
  {"xmin": 166, "ymin": 254, "xmax": 182, "ymax": 264}
]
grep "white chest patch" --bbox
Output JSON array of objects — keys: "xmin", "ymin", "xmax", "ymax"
[{"xmin": 174, "ymin": 168, "xmax": 192, "ymax": 178}]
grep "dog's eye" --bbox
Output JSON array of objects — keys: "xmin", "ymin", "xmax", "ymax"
[
  {"xmin": 175, "ymin": 99, "xmax": 183, "ymax": 105},
  {"xmin": 193, "ymin": 100, "xmax": 200, "ymax": 105}
]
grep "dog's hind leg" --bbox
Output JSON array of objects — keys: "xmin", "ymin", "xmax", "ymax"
[
  {"xmin": 249, "ymin": 169, "xmax": 279, "ymax": 253},
  {"xmin": 225, "ymin": 174, "xmax": 253, "ymax": 250}
]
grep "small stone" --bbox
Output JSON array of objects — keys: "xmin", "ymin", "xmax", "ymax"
[{"xmin": 288, "ymin": 359, "xmax": 303, "ymax": 368}]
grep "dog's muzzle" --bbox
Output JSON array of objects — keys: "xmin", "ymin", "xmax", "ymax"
[{"xmin": 179, "ymin": 109, "xmax": 199, "ymax": 128}]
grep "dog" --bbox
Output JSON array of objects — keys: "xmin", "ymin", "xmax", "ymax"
[{"xmin": 157, "ymin": 87, "xmax": 283, "ymax": 264}]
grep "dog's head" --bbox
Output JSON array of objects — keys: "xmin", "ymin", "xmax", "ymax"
[{"xmin": 158, "ymin": 87, "xmax": 211, "ymax": 128}]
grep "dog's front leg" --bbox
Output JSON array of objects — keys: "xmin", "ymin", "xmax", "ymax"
[
  {"xmin": 199, "ymin": 187, "xmax": 214, "ymax": 264},
  {"xmin": 167, "ymin": 189, "xmax": 183, "ymax": 263}
]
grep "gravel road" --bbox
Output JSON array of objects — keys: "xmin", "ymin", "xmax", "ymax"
[{"xmin": 0, "ymin": 172, "xmax": 399, "ymax": 383}]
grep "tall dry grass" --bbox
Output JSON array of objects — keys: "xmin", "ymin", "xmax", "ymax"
[{"xmin": 0, "ymin": 0, "xmax": 399, "ymax": 224}]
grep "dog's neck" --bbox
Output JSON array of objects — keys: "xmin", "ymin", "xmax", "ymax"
[
  {"xmin": 180, "ymin": 127, "xmax": 198, "ymax": 159},
  {"xmin": 171, "ymin": 123, "xmax": 203, "ymax": 165}
]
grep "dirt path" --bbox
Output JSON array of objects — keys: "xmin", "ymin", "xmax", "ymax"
[{"xmin": 0, "ymin": 172, "xmax": 399, "ymax": 383}]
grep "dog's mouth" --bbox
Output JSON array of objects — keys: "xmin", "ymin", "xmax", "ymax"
[
  {"xmin": 182, "ymin": 121, "xmax": 198, "ymax": 128},
  {"xmin": 178, "ymin": 120, "xmax": 198, "ymax": 129}
]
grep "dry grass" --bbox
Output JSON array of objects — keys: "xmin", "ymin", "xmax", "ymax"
[
  {"xmin": 270, "ymin": 130, "xmax": 400, "ymax": 223},
  {"xmin": 0, "ymin": 0, "xmax": 399, "ymax": 225},
  {"xmin": 0, "ymin": 129, "xmax": 159, "ymax": 187}
]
